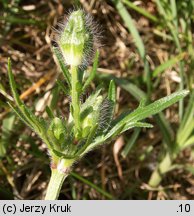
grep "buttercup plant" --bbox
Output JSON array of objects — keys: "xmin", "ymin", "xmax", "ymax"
[{"xmin": 7, "ymin": 9, "xmax": 189, "ymax": 200}]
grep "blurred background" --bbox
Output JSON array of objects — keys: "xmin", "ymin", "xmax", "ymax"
[{"xmin": 0, "ymin": 0, "xmax": 194, "ymax": 200}]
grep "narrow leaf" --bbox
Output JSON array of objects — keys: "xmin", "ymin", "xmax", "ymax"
[
  {"xmin": 117, "ymin": 90, "xmax": 189, "ymax": 125},
  {"xmin": 112, "ymin": 0, "xmax": 145, "ymax": 59},
  {"xmin": 7, "ymin": 102, "xmax": 32, "ymax": 129},
  {"xmin": 183, "ymin": 136, "xmax": 194, "ymax": 149},
  {"xmin": 121, "ymin": 128, "xmax": 141, "ymax": 158},
  {"xmin": 122, "ymin": 0, "xmax": 158, "ymax": 23},
  {"xmin": 20, "ymin": 105, "xmax": 44, "ymax": 134},
  {"xmin": 71, "ymin": 172, "xmax": 114, "ymax": 199},
  {"xmin": 179, "ymin": 90, "xmax": 194, "ymax": 131},
  {"xmin": 108, "ymin": 80, "xmax": 116, "ymax": 102},
  {"xmin": 83, "ymin": 51, "xmax": 99, "ymax": 91},
  {"xmin": 56, "ymin": 80, "xmax": 68, "ymax": 95},
  {"xmin": 81, "ymin": 87, "xmax": 102, "ymax": 111},
  {"xmin": 177, "ymin": 119, "xmax": 194, "ymax": 148},
  {"xmin": 53, "ymin": 47, "xmax": 71, "ymax": 87},
  {"xmin": 104, "ymin": 123, "xmax": 126, "ymax": 140},
  {"xmin": 8, "ymin": 59, "xmax": 45, "ymax": 134},
  {"xmin": 98, "ymin": 73, "xmax": 146, "ymax": 101},
  {"xmin": 79, "ymin": 124, "xmax": 98, "ymax": 156},
  {"xmin": 155, "ymin": 113, "xmax": 174, "ymax": 150},
  {"xmin": 120, "ymin": 121, "xmax": 153, "ymax": 134},
  {"xmin": 153, "ymin": 52, "xmax": 186, "ymax": 77},
  {"xmin": 80, "ymin": 106, "xmax": 93, "ymax": 122},
  {"xmin": 8, "ymin": 58, "xmax": 22, "ymax": 107},
  {"xmin": 46, "ymin": 106, "xmax": 55, "ymax": 119},
  {"xmin": 52, "ymin": 149, "xmax": 77, "ymax": 159}
]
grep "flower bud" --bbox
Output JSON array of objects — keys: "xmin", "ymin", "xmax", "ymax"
[
  {"xmin": 58, "ymin": 10, "xmax": 94, "ymax": 67},
  {"xmin": 82, "ymin": 95, "xmax": 103, "ymax": 137},
  {"xmin": 49, "ymin": 117, "xmax": 65, "ymax": 140}
]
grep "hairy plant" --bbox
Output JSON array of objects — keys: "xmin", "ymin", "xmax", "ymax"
[{"xmin": 7, "ymin": 9, "xmax": 189, "ymax": 200}]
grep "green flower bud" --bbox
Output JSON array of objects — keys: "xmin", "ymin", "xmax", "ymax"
[
  {"xmin": 58, "ymin": 10, "xmax": 94, "ymax": 67},
  {"xmin": 49, "ymin": 117, "xmax": 65, "ymax": 140},
  {"xmin": 82, "ymin": 95, "xmax": 103, "ymax": 137}
]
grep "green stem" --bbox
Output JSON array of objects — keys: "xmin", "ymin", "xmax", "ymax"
[
  {"xmin": 45, "ymin": 169, "xmax": 68, "ymax": 200},
  {"xmin": 148, "ymin": 152, "xmax": 173, "ymax": 187},
  {"xmin": 71, "ymin": 66, "xmax": 81, "ymax": 135}
]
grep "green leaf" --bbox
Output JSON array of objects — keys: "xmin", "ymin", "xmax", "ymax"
[
  {"xmin": 49, "ymin": 83, "xmax": 60, "ymax": 110},
  {"xmin": 138, "ymin": 98, "xmax": 147, "ymax": 108},
  {"xmin": 71, "ymin": 172, "xmax": 114, "ymax": 199},
  {"xmin": 112, "ymin": 0, "xmax": 151, "ymax": 90},
  {"xmin": 108, "ymin": 80, "xmax": 116, "ymax": 102},
  {"xmin": 50, "ymin": 117, "xmax": 65, "ymax": 141},
  {"xmin": 2, "ymin": 113, "xmax": 15, "ymax": 132},
  {"xmin": 120, "ymin": 121, "xmax": 153, "ymax": 134},
  {"xmin": 82, "ymin": 126, "xmax": 91, "ymax": 138},
  {"xmin": 117, "ymin": 90, "xmax": 189, "ymax": 125},
  {"xmin": 177, "ymin": 90, "xmax": 194, "ymax": 147},
  {"xmin": 56, "ymin": 80, "xmax": 68, "ymax": 95},
  {"xmin": 106, "ymin": 80, "xmax": 116, "ymax": 128},
  {"xmin": 121, "ymin": 128, "xmax": 141, "ymax": 158},
  {"xmin": 153, "ymin": 52, "xmax": 186, "ymax": 77},
  {"xmin": 8, "ymin": 59, "xmax": 45, "ymax": 134},
  {"xmin": 183, "ymin": 136, "xmax": 194, "ymax": 149},
  {"xmin": 122, "ymin": 0, "xmax": 158, "ymax": 23},
  {"xmin": 98, "ymin": 73, "xmax": 146, "ymax": 101},
  {"xmin": 99, "ymin": 98, "xmax": 115, "ymax": 133},
  {"xmin": 170, "ymin": 0, "xmax": 178, "ymax": 29},
  {"xmin": 177, "ymin": 119, "xmax": 194, "ymax": 149},
  {"xmin": 105, "ymin": 90, "xmax": 188, "ymax": 141},
  {"xmin": 53, "ymin": 47, "xmax": 71, "ymax": 87},
  {"xmin": 179, "ymin": 90, "xmax": 194, "ymax": 131},
  {"xmin": 81, "ymin": 87, "xmax": 102, "ymax": 111},
  {"xmin": 0, "ymin": 15, "xmax": 45, "ymax": 27},
  {"xmin": 7, "ymin": 102, "xmax": 32, "ymax": 129},
  {"xmin": 45, "ymin": 106, "xmax": 55, "ymax": 119},
  {"xmin": 104, "ymin": 121, "xmax": 152, "ymax": 141},
  {"xmin": 8, "ymin": 58, "xmax": 22, "ymax": 107},
  {"xmin": 83, "ymin": 51, "xmax": 99, "ymax": 91},
  {"xmin": 0, "ymin": 113, "xmax": 15, "ymax": 158},
  {"xmin": 87, "ymin": 121, "xmax": 152, "ymax": 152},
  {"xmin": 112, "ymin": 0, "xmax": 145, "ymax": 59},
  {"xmin": 80, "ymin": 106, "xmax": 93, "ymax": 122},
  {"xmin": 103, "ymin": 123, "xmax": 126, "ymax": 140},
  {"xmin": 78, "ymin": 124, "xmax": 98, "ymax": 156},
  {"xmin": 154, "ymin": 113, "xmax": 174, "ymax": 151},
  {"xmin": 52, "ymin": 149, "xmax": 76, "ymax": 159},
  {"xmin": 98, "ymin": 72, "xmax": 174, "ymax": 149},
  {"xmin": 20, "ymin": 105, "xmax": 44, "ymax": 134}
]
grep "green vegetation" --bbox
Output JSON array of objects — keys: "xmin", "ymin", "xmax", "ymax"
[{"xmin": 0, "ymin": 0, "xmax": 193, "ymax": 200}]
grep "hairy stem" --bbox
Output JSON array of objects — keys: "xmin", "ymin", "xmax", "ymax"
[
  {"xmin": 45, "ymin": 169, "xmax": 68, "ymax": 200},
  {"xmin": 45, "ymin": 158, "xmax": 74, "ymax": 200},
  {"xmin": 71, "ymin": 66, "xmax": 81, "ymax": 136}
]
